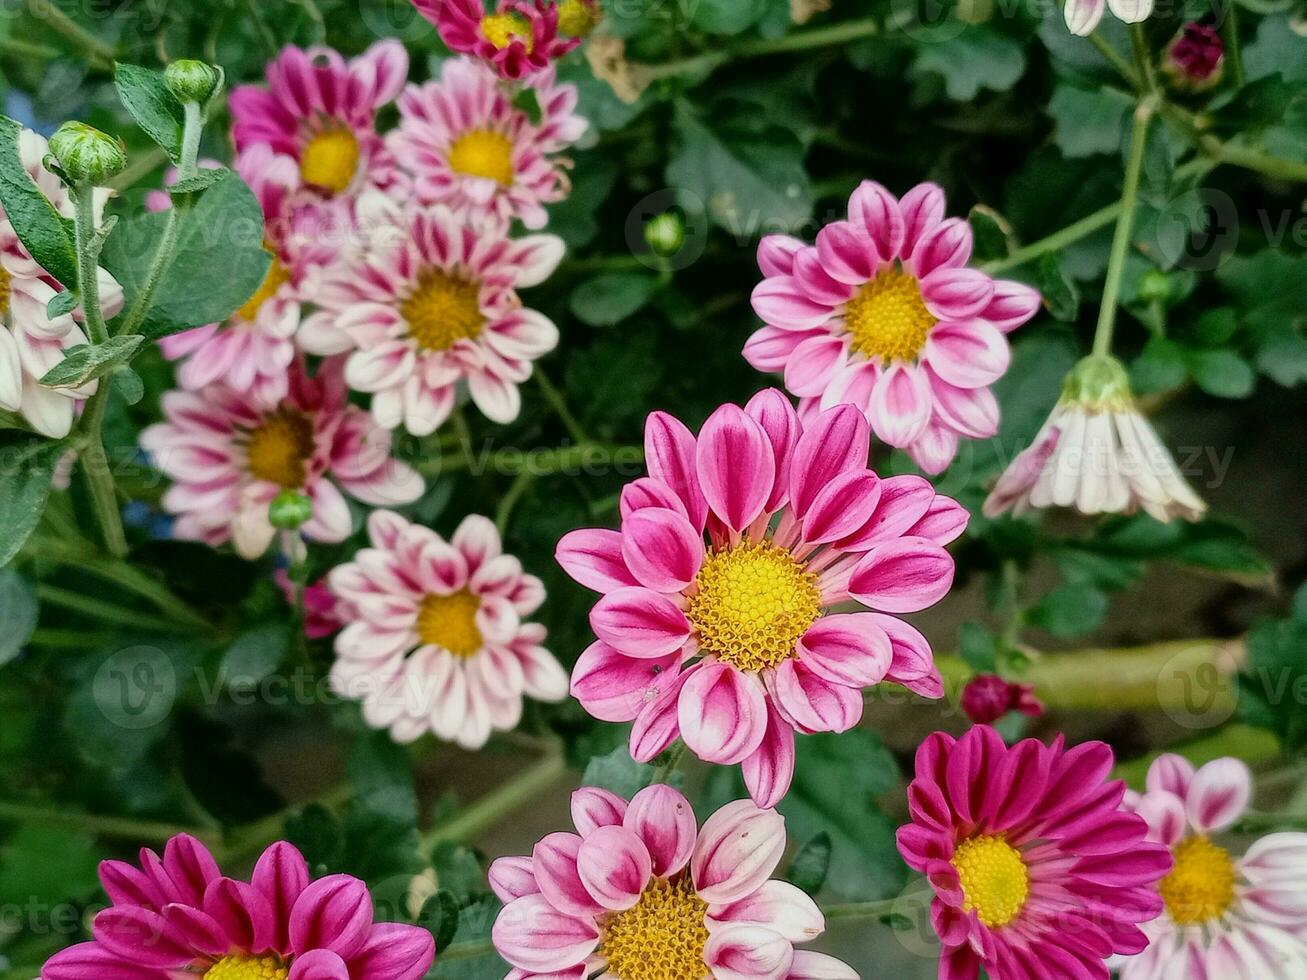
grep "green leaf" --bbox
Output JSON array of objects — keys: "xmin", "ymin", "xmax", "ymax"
[
  {"xmin": 432, "ymin": 841, "xmax": 488, "ymax": 902},
  {"xmin": 114, "ymin": 366, "xmax": 146, "ymax": 405},
  {"xmin": 1131, "ymin": 336, "xmax": 1189, "ymax": 394},
  {"xmin": 1292, "ymin": 581, "xmax": 1307, "ymax": 623},
  {"xmin": 1037, "ymin": 253, "xmax": 1078, "ymax": 322},
  {"xmin": 100, "ymin": 169, "xmax": 271, "ymax": 339},
  {"xmin": 511, "ymin": 89, "xmax": 542, "ymax": 126},
  {"xmin": 38, "ymin": 335, "xmax": 145, "ymax": 389},
  {"xmin": 1187, "ymin": 349, "xmax": 1256, "ymax": 399},
  {"xmin": 912, "ymin": 25, "xmax": 1026, "ymax": 101},
  {"xmin": 435, "ymin": 896, "xmax": 504, "ymax": 980},
  {"xmin": 46, "ymin": 290, "xmax": 79, "ymax": 319},
  {"xmin": 959, "ymin": 621, "xmax": 998, "ymax": 672},
  {"xmin": 0, "ymin": 570, "xmax": 38, "ymax": 665},
  {"xmin": 690, "ymin": 0, "xmax": 767, "ymax": 35},
  {"xmin": 0, "ymin": 431, "xmax": 67, "ymax": 568},
  {"xmin": 114, "ymin": 63, "xmax": 185, "ymax": 160},
  {"xmin": 570, "ymin": 272, "xmax": 660, "ymax": 327},
  {"xmin": 418, "ymin": 890, "xmax": 462, "ymax": 951},
  {"xmin": 1028, "ymin": 584, "xmax": 1108, "ymax": 638},
  {"xmin": 968, "ymin": 205, "xmax": 1013, "ymax": 262},
  {"xmin": 581, "ymin": 745, "xmax": 654, "ymax": 798},
  {"xmin": 0, "ymin": 824, "xmax": 101, "ymax": 907},
  {"xmin": 785, "ymin": 832, "xmax": 832, "ymax": 895},
  {"xmin": 1047, "ymin": 85, "xmax": 1131, "ymax": 158},
  {"xmin": 220, "ymin": 623, "xmax": 289, "ymax": 689},
  {"xmin": 286, "ymin": 803, "xmax": 345, "ymax": 872},
  {"xmin": 0, "ymin": 115, "xmax": 78, "ymax": 289},
  {"xmin": 170, "ymin": 167, "xmax": 231, "ymax": 196}
]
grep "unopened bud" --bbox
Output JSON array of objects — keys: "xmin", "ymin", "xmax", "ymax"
[
  {"xmin": 1164, "ymin": 24, "xmax": 1224, "ymax": 93},
  {"xmin": 48, "ymin": 122, "xmax": 126, "ymax": 185},
  {"xmin": 269, "ymin": 489, "xmax": 313, "ymax": 530},
  {"xmin": 643, "ymin": 211, "xmax": 685, "ymax": 258},
  {"xmin": 164, "ymin": 59, "xmax": 225, "ymax": 107}
]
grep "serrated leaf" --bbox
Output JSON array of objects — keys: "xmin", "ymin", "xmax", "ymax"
[
  {"xmin": 0, "ymin": 115, "xmax": 78, "ymax": 289},
  {"xmin": 38, "ymin": 335, "xmax": 144, "ymax": 389},
  {"xmin": 785, "ymin": 832, "xmax": 831, "ymax": 895},
  {"xmin": 432, "ymin": 841, "xmax": 487, "ymax": 903},
  {"xmin": 435, "ymin": 896, "xmax": 504, "ymax": 980},
  {"xmin": 913, "ymin": 25, "xmax": 1026, "ymax": 101},
  {"xmin": 170, "ymin": 168, "xmax": 231, "ymax": 196},
  {"xmin": 581, "ymin": 745, "xmax": 654, "ymax": 798},
  {"xmin": 0, "ymin": 431, "xmax": 67, "ymax": 568},
  {"xmin": 570, "ymin": 272, "xmax": 659, "ymax": 327},
  {"xmin": 1047, "ymin": 85, "xmax": 1131, "ymax": 158},
  {"xmin": 114, "ymin": 63, "xmax": 185, "ymax": 160},
  {"xmin": 0, "ymin": 570, "xmax": 38, "ymax": 665}
]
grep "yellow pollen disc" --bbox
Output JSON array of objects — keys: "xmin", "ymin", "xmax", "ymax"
[
  {"xmin": 417, "ymin": 589, "xmax": 483, "ymax": 656},
  {"xmin": 204, "ymin": 954, "xmax": 289, "ymax": 980},
  {"xmin": 558, "ymin": 0, "xmax": 600, "ymax": 36},
  {"xmin": 0, "ymin": 264, "xmax": 11, "ymax": 317},
  {"xmin": 300, "ymin": 127, "xmax": 360, "ymax": 194},
  {"xmin": 401, "ymin": 269, "xmax": 485, "ymax": 352},
  {"xmin": 449, "ymin": 129, "xmax": 516, "ymax": 186},
  {"xmin": 238, "ymin": 253, "xmax": 292, "ymax": 322},
  {"xmin": 246, "ymin": 406, "xmax": 315, "ymax": 489},
  {"xmin": 601, "ymin": 876, "xmax": 710, "ymax": 980},
  {"xmin": 952, "ymin": 834, "xmax": 1030, "ymax": 929},
  {"xmin": 1159, "ymin": 836, "xmax": 1237, "ymax": 926},
  {"xmin": 844, "ymin": 267, "xmax": 936, "ymax": 363},
  {"xmin": 481, "ymin": 12, "xmax": 534, "ymax": 51},
  {"xmin": 686, "ymin": 541, "xmax": 820, "ymax": 673}
]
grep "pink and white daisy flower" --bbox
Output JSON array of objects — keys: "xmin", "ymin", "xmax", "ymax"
[
  {"xmin": 327, "ymin": 508, "xmax": 568, "ymax": 748},
  {"xmin": 230, "ymin": 40, "xmax": 409, "ymax": 201},
  {"xmin": 1117, "ymin": 754, "xmax": 1307, "ymax": 978},
  {"xmin": 1, "ymin": 128, "xmax": 122, "ymax": 438},
  {"xmin": 897, "ymin": 725, "xmax": 1172, "ymax": 980},
  {"xmin": 389, "ymin": 56, "xmax": 587, "ymax": 230},
  {"xmin": 413, "ymin": 0, "xmax": 580, "ymax": 80},
  {"xmin": 745, "ymin": 181, "xmax": 1041, "ymax": 475},
  {"xmin": 298, "ymin": 200, "xmax": 563, "ymax": 433},
  {"xmin": 490, "ymin": 784, "xmax": 857, "ymax": 980},
  {"xmin": 557, "ymin": 391, "xmax": 965, "ymax": 807},
  {"xmin": 41, "ymin": 834, "xmax": 434, "ymax": 980},
  {"xmin": 1063, "ymin": 0, "xmax": 1152, "ymax": 38},
  {"xmin": 140, "ymin": 357, "xmax": 423, "ymax": 559}
]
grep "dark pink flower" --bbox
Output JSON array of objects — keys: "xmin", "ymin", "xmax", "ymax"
[
  {"xmin": 1166, "ymin": 24, "xmax": 1224, "ymax": 89},
  {"xmin": 276, "ymin": 570, "xmax": 344, "ymax": 639},
  {"xmin": 413, "ymin": 0, "xmax": 580, "ymax": 80},
  {"xmin": 960, "ymin": 673, "xmax": 1043, "ymax": 726}
]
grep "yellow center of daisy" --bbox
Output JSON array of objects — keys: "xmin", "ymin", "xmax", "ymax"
[
  {"xmin": 238, "ymin": 253, "xmax": 292, "ymax": 322},
  {"xmin": 246, "ymin": 407, "xmax": 315, "ymax": 489},
  {"xmin": 401, "ymin": 269, "xmax": 485, "ymax": 352},
  {"xmin": 204, "ymin": 955, "xmax": 289, "ymax": 980},
  {"xmin": 300, "ymin": 127, "xmax": 360, "ymax": 194},
  {"xmin": 0, "ymin": 264, "xmax": 11, "ymax": 317},
  {"xmin": 449, "ymin": 129, "xmax": 516, "ymax": 186},
  {"xmin": 844, "ymin": 267, "xmax": 936, "ymax": 363},
  {"xmin": 952, "ymin": 834, "xmax": 1030, "ymax": 929},
  {"xmin": 601, "ymin": 876, "xmax": 710, "ymax": 980},
  {"xmin": 686, "ymin": 541, "xmax": 821, "ymax": 672},
  {"xmin": 481, "ymin": 12, "xmax": 534, "ymax": 50},
  {"xmin": 558, "ymin": 0, "xmax": 600, "ymax": 36},
  {"xmin": 1159, "ymin": 836, "xmax": 1237, "ymax": 926},
  {"xmin": 417, "ymin": 589, "xmax": 483, "ymax": 656}
]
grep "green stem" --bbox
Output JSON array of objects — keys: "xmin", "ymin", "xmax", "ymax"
[
  {"xmin": 25, "ymin": 0, "xmax": 116, "ymax": 67},
  {"xmin": 651, "ymin": 740, "xmax": 688, "ymax": 784},
  {"xmin": 495, "ymin": 470, "xmax": 537, "ymax": 535},
  {"xmin": 535, "ymin": 368, "xmax": 589, "ymax": 445},
  {"xmin": 1223, "ymin": 5, "xmax": 1246, "ymax": 90},
  {"xmin": 1092, "ymin": 99, "xmax": 1154, "ymax": 358},
  {"xmin": 821, "ymin": 896, "xmax": 903, "ymax": 921},
  {"xmin": 643, "ymin": 16, "xmax": 883, "ymax": 81},
  {"xmin": 1129, "ymin": 23, "xmax": 1160, "ymax": 95},
  {"xmin": 71, "ymin": 182, "xmax": 107, "ymax": 344},
  {"xmin": 0, "ymin": 800, "xmax": 219, "ymax": 846},
  {"xmin": 420, "ymin": 443, "xmax": 643, "ymax": 478},
  {"xmin": 1201, "ymin": 139, "xmax": 1307, "ymax": 182},
  {"xmin": 1235, "ymin": 811, "xmax": 1307, "ymax": 833},
  {"xmin": 1088, "ymin": 32, "xmax": 1140, "ymax": 89},
  {"xmin": 438, "ymin": 938, "xmax": 496, "ymax": 962},
  {"xmin": 423, "ymin": 750, "xmax": 568, "ymax": 849},
  {"xmin": 36, "ymin": 583, "xmax": 194, "ymax": 633}
]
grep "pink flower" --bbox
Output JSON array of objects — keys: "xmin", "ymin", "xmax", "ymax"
[
  {"xmin": 140, "ymin": 357, "xmax": 423, "ymax": 559},
  {"xmin": 230, "ymin": 41, "xmax": 409, "ymax": 200},
  {"xmin": 898, "ymin": 725, "xmax": 1172, "ymax": 980},
  {"xmin": 327, "ymin": 509, "xmax": 567, "ymax": 748},
  {"xmin": 1117, "ymin": 755, "xmax": 1307, "ymax": 978},
  {"xmin": 1063, "ymin": 0, "xmax": 1152, "ymax": 37},
  {"xmin": 298, "ymin": 199, "xmax": 563, "ymax": 433},
  {"xmin": 490, "ymin": 785, "xmax": 856, "ymax": 980},
  {"xmin": 745, "ymin": 181, "xmax": 1040, "ymax": 474},
  {"xmin": 1166, "ymin": 23, "xmax": 1224, "ymax": 89},
  {"xmin": 558, "ymin": 392, "xmax": 965, "ymax": 807},
  {"xmin": 41, "ymin": 834, "xmax": 434, "ymax": 980},
  {"xmin": 276, "ymin": 569, "xmax": 345, "ymax": 639},
  {"xmin": 414, "ymin": 0, "xmax": 580, "ymax": 80},
  {"xmin": 960, "ymin": 674, "xmax": 1043, "ymax": 726},
  {"xmin": 388, "ymin": 56, "xmax": 587, "ymax": 230}
]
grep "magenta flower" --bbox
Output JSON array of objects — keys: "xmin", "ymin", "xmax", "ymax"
[
  {"xmin": 388, "ymin": 56, "xmax": 587, "ymax": 230},
  {"xmin": 490, "ymin": 784, "xmax": 856, "ymax": 980},
  {"xmin": 960, "ymin": 674, "xmax": 1043, "ymax": 726},
  {"xmin": 41, "ymin": 835, "xmax": 434, "ymax": 979},
  {"xmin": 745, "ymin": 181, "xmax": 1040, "ymax": 474},
  {"xmin": 897, "ymin": 725, "xmax": 1172, "ymax": 980},
  {"xmin": 276, "ymin": 569, "xmax": 345, "ymax": 639},
  {"xmin": 413, "ymin": 0, "xmax": 579, "ymax": 80},
  {"xmin": 1165, "ymin": 23, "xmax": 1225, "ymax": 90},
  {"xmin": 558, "ymin": 391, "xmax": 965, "ymax": 806},
  {"xmin": 1117, "ymin": 755, "xmax": 1307, "ymax": 977}
]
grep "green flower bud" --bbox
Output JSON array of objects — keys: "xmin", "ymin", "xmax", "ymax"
[
  {"xmin": 643, "ymin": 212, "xmax": 685, "ymax": 258},
  {"xmin": 47, "ymin": 122, "xmax": 126, "ymax": 185},
  {"xmin": 1137, "ymin": 269, "xmax": 1171, "ymax": 305},
  {"xmin": 269, "ymin": 489, "xmax": 313, "ymax": 530},
  {"xmin": 164, "ymin": 59, "xmax": 225, "ymax": 107}
]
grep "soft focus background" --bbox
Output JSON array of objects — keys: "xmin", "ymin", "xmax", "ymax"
[{"xmin": 2, "ymin": 1, "xmax": 1306, "ymax": 977}]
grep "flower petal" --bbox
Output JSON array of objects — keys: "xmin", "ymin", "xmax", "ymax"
[
  {"xmin": 692, "ymin": 800, "xmax": 787, "ymax": 905},
  {"xmin": 848, "ymin": 537, "xmax": 954, "ymax": 613},
  {"xmin": 796, "ymin": 614, "xmax": 893, "ymax": 689},
  {"xmin": 923, "ymin": 320, "xmax": 1011, "ymax": 389},
  {"xmin": 576, "ymin": 825, "xmax": 653, "ymax": 911},
  {"xmin": 621, "ymin": 508, "xmax": 704, "ymax": 593},
  {"xmin": 1186, "ymin": 757, "xmax": 1252, "ymax": 833},
  {"xmin": 624, "ymin": 784, "xmax": 698, "ymax": 877},
  {"xmin": 590, "ymin": 587, "xmax": 691, "ymax": 658},
  {"xmin": 696, "ymin": 404, "xmax": 775, "ymax": 533},
  {"xmin": 492, "ymin": 895, "xmax": 600, "ymax": 973},
  {"xmin": 679, "ymin": 662, "xmax": 769, "ymax": 766}
]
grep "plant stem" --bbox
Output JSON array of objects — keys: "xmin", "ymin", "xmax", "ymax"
[
  {"xmin": 0, "ymin": 800, "xmax": 219, "ymax": 845},
  {"xmin": 1201, "ymin": 139, "xmax": 1307, "ymax": 182},
  {"xmin": 438, "ymin": 939, "xmax": 497, "ymax": 962},
  {"xmin": 71, "ymin": 182, "xmax": 108, "ymax": 344},
  {"xmin": 535, "ymin": 368, "xmax": 589, "ymax": 445},
  {"xmin": 419, "ymin": 443, "xmax": 643, "ymax": 478},
  {"xmin": 1129, "ymin": 22, "xmax": 1160, "ymax": 95},
  {"xmin": 643, "ymin": 16, "xmax": 883, "ymax": 81},
  {"xmin": 1087, "ymin": 32, "xmax": 1140, "ymax": 89},
  {"xmin": 24, "ymin": 0, "xmax": 116, "ymax": 67},
  {"xmin": 423, "ymin": 750, "xmax": 568, "ymax": 849},
  {"xmin": 495, "ymin": 470, "xmax": 536, "ymax": 534},
  {"xmin": 1223, "ymin": 5, "xmax": 1246, "ymax": 89},
  {"xmin": 821, "ymin": 896, "xmax": 904, "ymax": 920},
  {"xmin": 1092, "ymin": 99, "xmax": 1154, "ymax": 359},
  {"xmin": 36, "ymin": 583, "xmax": 194, "ymax": 633}
]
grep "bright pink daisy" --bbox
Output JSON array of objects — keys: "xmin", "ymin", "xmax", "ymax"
[
  {"xmin": 1117, "ymin": 754, "xmax": 1307, "ymax": 978},
  {"xmin": 230, "ymin": 40, "xmax": 409, "ymax": 200},
  {"xmin": 414, "ymin": 0, "xmax": 579, "ymax": 80},
  {"xmin": 490, "ymin": 784, "xmax": 857, "ymax": 980},
  {"xmin": 745, "ymin": 181, "xmax": 1042, "ymax": 474},
  {"xmin": 140, "ymin": 357, "xmax": 423, "ymax": 559},
  {"xmin": 41, "ymin": 834, "xmax": 434, "ymax": 980},
  {"xmin": 328, "ymin": 509, "xmax": 567, "ymax": 748},
  {"xmin": 557, "ymin": 391, "xmax": 965, "ymax": 807},
  {"xmin": 388, "ymin": 56, "xmax": 587, "ymax": 230},
  {"xmin": 298, "ymin": 199, "xmax": 563, "ymax": 433},
  {"xmin": 897, "ymin": 725, "xmax": 1172, "ymax": 980}
]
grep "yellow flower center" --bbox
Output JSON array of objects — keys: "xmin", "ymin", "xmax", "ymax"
[
  {"xmin": 401, "ymin": 269, "xmax": 485, "ymax": 352},
  {"xmin": 246, "ymin": 407, "xmax": 315, "ymax": 489},
  {"xmin": 417, "ymin": 589, "xmax": 483, "ymax": 656},
  {"xmin": 952, "ymin": 834, "xmax": 1030, "ymax": 929},
  {"xmin": 204, "ymin": 955, "xmax": 289, "ymax": 980},
  {"xmin": 300, "ymin": 127, "xmax": 360, "ymax": 194},
  {"xmin": 238, "ymin": 253, "xmax": 292, "ymax": 322},
  {"xmin": 558, "ymin": 0, "xmax": 600, "ymax": 36},
  {"xmin": 0, "ymin": 264, "xmax": 11, "ymax": 317},
  {"xmin": 449, "ymin": 129, "xmax": 516, "ymax": 186},
  {"xmin": 686, "ymin": 541, "xmax": 820, "ymax": 673},
  {"xmin": 1159, "ymin": 836, "xmax": 1237, "ymax": 926},
  {"xmin": 844, "ymin": 267, "xmax": 936, "ymax": 363},
  {"xmin": 601, "ymin": 876, "xmax": 709, "ymax": 980},
  {"xmin": 481, "ymin": 12, "xmax": 534, "ymax": 50}
]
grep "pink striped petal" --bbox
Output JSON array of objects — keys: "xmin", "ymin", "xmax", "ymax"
[
  {"xmin": 679, "ymin": 661, "xmax": 769, "ymax": 765},
  {"xmin": 288, "ymin": 949, "xmax": 350, "ymax": 980},
  {"xmin": 766, "ymin": 660, "xmax": 864, "ymax": 734},
  {"xmin": 345, "ymin": 923, "xmax": 434, "ymax": 980},
  {"xmin": 696, "ymin": 404, "xmax": 775, "ymax": 533},
  {"xmin": 930, "ymin": 372, "xmax": 1000, "ymax": 438},
  {"xmin": 814, "ymin": 221, "xmax": 877, "ymax": 286},
  {"xmin": 570, "ymin": 787, "xmax": 628, "ymax": 836},
  {"xmin": 624, "ymin": 784, "xmax": 698, "ymax": 877},
  {"xmin": 792, "ymin": 247, "xmax": 855, "ymax": 306},
  {"xmin": 491, "ymin": 895, "xmax": 600, "ymax": 973},
  {"xmin": 982, "ymin": 280, "xmax": 1041, "ymax": 333},
  {"xmin": 784, "ymin": 335, "xmax": 847, "ymax": 398},
  {"xmin": 489, "ymin": 855, "xmax": 540, "ymax": 903},
  {"xmin": 645, "ymin": 411, "xmax": 708, "ymax": 530},
  {"xmin": 1145, "ymin": 753, "xmax": 1195, "ymax": 799},
  {"xmin": 912, "ymin": 217, "xmax": 973, "ymax": 277},
  {"xmin": 41, "ymin": 942, "xmax": 173, "ymax": 980},
  {"xmin": 92, "ymin": 906, "xmax": 189, "ymax": 967},
  {"xmin": 1186, "ymin": 758, "xmax": 1252, "ymax": 833},
  {"xmin": 801, "ymin": 470, "xmax": 881, "ymax": 546},
  {"xmin": 848, "ymin": 180, "xmax": 905, "ymax": 263},
  {"xmin": 251, "ymin": 842, "xmax": 310, "ymax": 953},
  {"xmin": 556, "ymin": 529, "xmax": 639, "ymax": 593},
  {"xmin": 757, "ymin": 235, "xmax": 804, "ymax": 277},
  {"xmin": 532, "ymin": 833, "xmax": 603, "ymax": 917},
  {"xmin": 630, "ymin": 662, "xmax": 700, "ymax": 762},
  {"xmin": 289, "ymin": 875, "xmax": 373, "ymax": 960},
  {"xmin": 620, "ymin": 478, "xmax": 690, "ymax": 520},
  {"xmin": 838, "ymin": 475, "xmax": 936, "ymax": 551},
  {"xmin": 898, "ymin": 183, "xmax": 947, "ymax": 259},
  {"xmin": 787, "ymin": 950, "xmax": 859, "ymax": 980},
  {"xmin": 796, "ymin": 614, "xmax": 893, "ymax": 688},
  {"xmin": 570, "ymin": 642, "xmax": 682, "ymax": 723},
  {"xmin": 848, "ymin": 537, "xmax": 955, "ymax": 613},
  {"xmin": 691, "ymin": 800, "xmax": 787, "ymax": 905},
  {"xmin": 921, "ymin": 269, "xmax": 994, "ymax": 321},
  {"xmin": 745, "ymin": 388, "xmax": 802, "ymax": 513},
  {"xmin": 162, "ymin": 834, "xmax": 221, "ymax": 906},
  {"xmin": 744, "ymin": 326, "xmax": 823, "ymax": 374},
  {"xmin": 869, "ymin": 363, "xmax": 932, "ymax": 448},
  {"xmin": 1133, "ymin": 791, "xmax": 1187, "ymax": 847},
  {"xmin": 621, "ymin": 508, "xmax": 704, "ymax": 593},
  {"xmin": 576, "ymin": 825, "xmax": 653, "ymax": 911},
  {"xmin": 924, "ymin": 320, "xmax": 1011, "ymax": 389},
  {"xmin": 906, "ymin": 421, "xmax": 960, "ymax": 477},
  {"xmin": 703, "ymin": 924, "xmax": 794, "ymax": 980},
  {"xmin": 904, "ymin": 495, "xmax": 970, "ymax": 546},
  {"xmin": 789, "ymin": 404, "xmax": 870, "ymax": 518},
  {"xmin": 707, "ymin": 880, "xmax": 823, "ymax": 943},
  {"xmin": 751, "ymin": 277, "xmax": 835, "ymax": 331},
  {"xmin": 741, "ymin": 710, "xmax": 796, "ymax": 810},
  {"xmin": 590, "ymin": 587, "xmax": 691, "ymax": 658}
]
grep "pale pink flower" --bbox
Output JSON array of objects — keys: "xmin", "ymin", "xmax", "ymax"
[
  {"xmin": 140, "ymin": 357, "xmax": 423, "ymax": 559},
  {"xmin": 1064, "ymin": 0, "xmax": 1152, "ymax": 37},
  {"xmin": 558, "ymin": 392, "xmax": 964, "ymax": 807},
  {"xmin": 298, "ymin": 199, "xmax": 563, "ymax": 433},
  {"xmin": 388, "ymin": 56, "xmax": 587, "ymax": 230},
  {"xmin": 490, "ymin": 785, "xmax": 857, "ymax": 980},
  {"xmin": 327, "ymin": 509, "xmax": 567, "ymax": 748},
  {"xmin": 746, "ymin": 181, "xmax": 1040, "ymax": 474},
  {"xmin": 413, "ymin": 0, "xmax": 580, "ymax": 80},
  {"xmin": 1117, "ymin": 754, "xmax": 1307, "ymax": 978}
]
